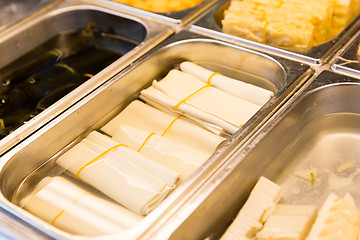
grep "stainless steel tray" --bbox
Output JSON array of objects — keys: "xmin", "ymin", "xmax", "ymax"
[
  {"xmin": 0, "ymin": 32, "xmax": 312, "ymax": 239},
  {"xmin": 0, "ymin": 0, "xmax": 173, "ymax": 155},
  {"xmin": 190, "ymin": 0, "xmax": 360, "ymax": 65},
  {"xmin": 156, "ymin": 70, "xmax": 360, "ymax": 239}
]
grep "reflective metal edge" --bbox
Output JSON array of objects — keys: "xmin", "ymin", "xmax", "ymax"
[
  {"xmin": 151, "ymin": 69, "xmax": 359, "ymax": 240},
  {"xmin": 331, "ymin": 27, "xmax": 360, "ymax": 79},
  {"xmin": 189, "ymin": 0, "xmax": 360, "ymax": 66},
  {"xmin": 0, "ymin": 0, "xmax": 174, "ymax": 156},
  {"xmin": 93, "ymin": 0, "xmax": 220, "ymax": 26},
  {"xmin": 0, "ymin": 0, "xmax": 61, "ymax": 34},
  {"xmin": 0, "ymin": 30, "xmax": 312, "ymax": 239}
]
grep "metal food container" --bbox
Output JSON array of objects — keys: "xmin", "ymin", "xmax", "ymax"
[
  {"xmin": 155, "ymin": 70, "xmax": 360, "ymax": 239},
  {"xmin": 0, "ymin": 30, "xmax": 311, "ymax": 239},
  {"xmin": 0, "ymin": 0, "xmax": 173, "ymax": 155},
  {"xmin": 191, "ymin": 0, "xmax": 360, "ymax": 65}
]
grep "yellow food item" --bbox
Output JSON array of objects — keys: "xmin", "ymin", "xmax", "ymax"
[
  {"xmin": 222, "ymin": 0, "xmax": 360, "ymax": 52},
  {"xmin": 112, "ymin": 0, "xmax": 204, "ymax": 12},
  {"xmin": 332, "ymin": 0, "xmax": 360, "ymax": 36}
]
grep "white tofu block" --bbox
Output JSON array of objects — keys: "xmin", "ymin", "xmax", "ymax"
[
  {"xmin": 274, "ymin": 204, "xmax": 317, "ymax": 216},
  {"xmin": 256, "ymin": 204, "xmax": 317, "ymax": 240},
  {"xmin": 306, "ymin": 193, "xmax": 360, "ymax": 240},
  {"xmin": 220, "ymin": 177, "xmax": 282, "ymax": 240},
  {"xmin": 257, "ymin": 215, "xmax": 314, "ymax": 240}
]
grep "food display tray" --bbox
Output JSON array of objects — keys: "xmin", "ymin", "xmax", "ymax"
[
  {"xmin": 0, "ymin": 0, "xmax": 173, "ymax": 155},
  {"xmin": 0, "ymin": 0, "xmax": 358, "ymax": 239},
  {"xmin": 191, "ymin": 0, "xmax": 360, "ymax": 65},
  {"xmin": 155, "ymin": 70, "xmax": 360, "ymax": 239},
  {"xmin": 0, "ymin": 29, "xmax": 312, "ymax": 239}
]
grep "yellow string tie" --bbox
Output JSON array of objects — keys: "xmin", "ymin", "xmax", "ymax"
[
  {"xmin": 161, "ymin": 116, "xmax": 181, "ymax": 137},
  {"xmin": 207, "ymin": 72, "xmax": 221, "ymax": 85},
  {"xmin": 51, "ymin": 191, "xmax": 90, "ymax": 225},
  {"xmin": 76, "ymin": 143, "xmax": 128, "ymax": 179},
  {"xmin": 137, "ymin": 132, "xmax": 156, "ymax": 152},
  {"xmin": 172, "ymin": 84, "xmax": 211, "ymax": 110},
  {"xmin": 171, "ymin": 71, "xmax": 221, "ymax": 111}
]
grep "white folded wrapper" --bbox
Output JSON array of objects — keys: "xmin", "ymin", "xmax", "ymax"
[
  {"xmin": 113, "ymin": 125, "xmax": 209, "ymax": 182},
  {"xmin": 138, "ymin": 96, "xmax": 227, "ymax": 136},
  {"xmin": 21, "ymin": 176, "xmax": 142, "ymax": 236},
  {"xmin": 180, "ymin": 61, "xmax": 274, "ymax": 105},
  {"xmin": 101, "ymin": 100, "xmax": 225, "ymax": 155},
  {"xmin": 57, "ymin": 131, "xmax": 180, "ymax": 215},
  {"xmin": 140, "ymin": 69, "xmax": 262, "ymax": 134},
  {"xmin": 87, "ymin": 131, "xmax": 180, "ymax": 185}
]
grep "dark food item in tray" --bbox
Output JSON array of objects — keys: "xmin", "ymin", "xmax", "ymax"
[
  {"xmin": 112, "ymin": 0, "xmax": 204, "ymax": 12},
  {"xmin": 0, "ymin": 24, "xmax": 134, "ymax": 139},
  {"xmin": 222, "ymin": 0, "xmax": 360, "ymax": 52}
]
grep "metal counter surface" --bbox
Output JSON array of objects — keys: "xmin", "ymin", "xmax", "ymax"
[{"xmin": 0, "ymin": 0, "xmax": 358, "ymax": 239}]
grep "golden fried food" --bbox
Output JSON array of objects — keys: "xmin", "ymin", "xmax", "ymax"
[
  {"xmin": 222, "ymin": 0, "xmax": 360, "ymax": 52},
  {"xmin": 112, "ymin": 0, "xmax": 204, "ymax": 12}
]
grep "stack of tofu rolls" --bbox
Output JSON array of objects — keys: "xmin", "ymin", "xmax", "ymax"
[{"xmin": 21, "ymin": 61, "xmax": 274, "ymax": 235}]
